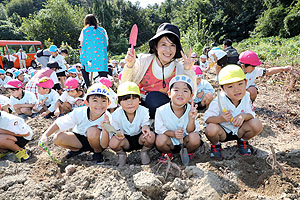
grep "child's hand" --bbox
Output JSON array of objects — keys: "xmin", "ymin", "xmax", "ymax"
[
  {"xmin": 175, "ymin": 127, "xmax": 184, "ymax": 139},
  {"xmin": 181, "ymin": 49, "xmax": 195, "ymax": 70},
  {"xmin": 197, "ymin": 91, "xmax": 204, "ymax": 99},
  {"xmin": 125, "ymin": 48, "xmax": 135, "ymax": 68},
  {"xmin": 115, "ymin": 130, "xmax": 125, "ymax": 140},
  {"xmin": 40, "ymin": 100, "xmax": 45, "ymax": 106},
  {"xmin": 232, "ymin": 114, "xmax": 244, "ymax": 127},
  {"xmin": 54, "ymin": 110, "xmax": 60, "ymax": 117},
  {"xmin": 142, "ymin": 126, "xmax": 152, "ymax": 139},
  {"xmin": 100, "ymin": 114, "xmax": 110, "ymax": 130},
  {"xmin": 220, "ymin": 111, "xmax": 233, "ymax": 122},
  {"xmin": 284, "ymin": 65, "xmax": 292, "ymax": 72},
  {"xmin": 189, "ymin": 102, "xmax": 198, "ymax": 120},
  {"xmin": 40, "ymin": 134, "xmax": 48, "ymax": 146},
  {"xmin": 41, "ymin": 112, "xmax": 48, "ymax": 117}
]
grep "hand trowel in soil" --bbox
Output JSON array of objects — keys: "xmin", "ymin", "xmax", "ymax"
[
  {"xmin": 178, "ymin": 122, "xmax": 189, "ymax": 165},
  {"xmin": 129, "ymin": 24, "xmax": 138, "ymax": 52}
]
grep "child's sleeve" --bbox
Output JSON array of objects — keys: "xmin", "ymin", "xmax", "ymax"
[
  {"xmin": 154, "ymin": 110, "xmax": 168, "ymax": 134},
  {"xmin": 193, "ymin": 118, "xmax": 201, "ymax": 133},
  {"xmin": 203, "ymin": 80, "xmax": 215, "ymax": 94},
  {"xmin": 111, "ymin": 111, "xmax": 121, "ymax": 131},
  {"xmin": 203, "ymin": 98, "xmax": 220, "ymax": 123},
  {"xmin": 48, "ymin": 92, "xmax": 60, "ymax": 112},
  {"xmin": 255, "ymin": 67, "xmax": 266, "ymax": 78},
  {"xmin": 59, "ymin": 91, "xmax": 67, "ymax": 102},
  {"xmin": 54, "ymin": 110, "xmax": 77, "ymax": 132},
  {"xmin": 141, "ymin": 107, "xmax": 150, "ymax": 127},
  {"xmin": 244, "ymin": 98, "xmax": 256, "ymax": 118}
]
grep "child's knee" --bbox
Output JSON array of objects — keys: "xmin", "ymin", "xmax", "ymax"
[
  {"xmin": 86, "ymin": 127, "xmax": 100, "ymax": 140},
  {"xmin": 249, "ymin": 119, "xmax": 263, "ymax": 134},
  {"xmin": 109, "ymin": 137, "xmax": 121, "ymax": 150},
  {"xmin": 145, "ymin": 132, "xmax": 156, "ymax": 144},
  {"xmin": 205, "ymin": 123, "xmax": 220, "ymax": 138},
  {"xmin": 155, "ymin": 134, "xmax": 169, "ymax": 147},
  {"xmin": 205, "ymin": 93, "xmax": 213, "ymax": 101},
  {"xmin": 53, "ymin": 132, "xmax": 64, "ymax": 145},
  {"xmin": 186, "ymin": 132, "xmax": 201, "ymax": 145}
]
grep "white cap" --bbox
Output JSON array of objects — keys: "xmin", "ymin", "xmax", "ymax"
[{"xmin": 200, "ymin": 55, "xmax": 207, "ymax": 59}]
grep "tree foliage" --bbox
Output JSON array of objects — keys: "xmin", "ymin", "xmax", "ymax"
[{"xmin": 21, "ymin": 0, "xmax": 86, "ymax": 48}]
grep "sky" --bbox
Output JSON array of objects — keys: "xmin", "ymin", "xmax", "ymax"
[{"xmin": 128, "ymin": 0, "xmax": 165, "ymax": 8}]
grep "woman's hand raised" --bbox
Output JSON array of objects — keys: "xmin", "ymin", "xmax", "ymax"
[
  {"xmin": 125, "ymin": 48, "xmax": 136, "ymax": 68},
  {"xmin": 181, "ymin": 48, "xmax": 195, "ymax": 70}
]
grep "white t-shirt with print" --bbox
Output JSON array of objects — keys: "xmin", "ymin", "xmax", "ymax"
[
  {"xmin": 49, "ymin": 54, "xmax": 67, "ymax": 73},
  {"xmin": 203, "ymin": 91, "xmax": 255, "ymax": 135},
  {"xmin": 111, "ymin": 105, "xmax": 150, "ymax": 136},
  {"xmin": 9, "ymin": 90, "xmax": 38, "ymax": 112},
  {"xmin": 0, "ymin": 111, "xmax": 33, "ymax": 140},
  {"xmin": 155, "ymin": 102, "xmax": 201, "ymax": 145},
  {"xmin": 245, "ymin": 67, "xmax": 266, "ymax": 88},
  {"xmin": 37, "ymin": 89, "xmax": 60, "ymax": 112},
  {"xmin": 199, "ymin": 61, "xmax": 209, "ymax": 72},
  {"xmin": 55, "ymin": 106, "xmax": 112, "ymax": 137}
]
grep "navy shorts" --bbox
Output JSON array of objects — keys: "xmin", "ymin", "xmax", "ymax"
[
  {"xmin": 15, "ymin": 137, "xmax": 30, "ymax": 148},
  {"xmin": 124, "ymin": 132, "xmax": 143, "ymax": 152},
  {"xmin": 219, "ymin": 125, "xmax": 239, "ymax": 142},
  {"xmin": 73, "ymin": 132, "xmax": 94, "ymax": 152}
]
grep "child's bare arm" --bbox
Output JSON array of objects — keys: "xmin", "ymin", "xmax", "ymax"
[
  {"xmin": 265, "ymin": 66, "xmax": 291, "ymax": 76},
  {"xmin": 232, "ymin": 113, "xmax": 254, "ymax": 127},
  {"xmin": 13, "ymin": 103, "xmax": 35, "ymax": 109},
  {"xmin": 40, "ymin": 123, "xmax": 60, "ymax": 145},
  {"xmin": 0, "ymin": 128, "xmax": 30, "ymax": 137}
]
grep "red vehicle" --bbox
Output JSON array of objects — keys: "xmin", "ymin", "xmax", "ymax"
[{"xmin": 0, "ymin": 40, "xmax": 43, "ymax": 69}]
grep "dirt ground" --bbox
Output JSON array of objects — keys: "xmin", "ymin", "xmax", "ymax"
[{"xmin": 0, "ymin": 66, "xmax": 299, "ymax": 200}]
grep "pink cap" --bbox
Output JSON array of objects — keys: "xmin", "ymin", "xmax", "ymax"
[
  {"xmin": 64, "ymin": 77, "xmax": 78, "ymax": 91},
  {"xmin": 99, "ymin": 77, "xmax": 112, "ymax": 88},
  {"xmin": 118, "ymin": 72, "xmax": 122, "ymax": 80},
  {"xmin": 4, "ymin": 79, "xmax": 23, "ymax": 89},
  {"xmin": 239, "ymin": 50, "xmax": 261, "ymax": 66},
  {"xmin": 193, "ymin": 65, "xmax": 203, "ymax": 78},
  {"xmin": 36, "ymin": 77, "xmax": 54, "ymax": 89}
]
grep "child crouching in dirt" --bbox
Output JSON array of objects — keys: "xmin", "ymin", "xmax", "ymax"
[
  {"xmin": 34, "ymin": 77, "xmax": 60, "ymax": 118},
  {"xmin": 40, "ymin": 83, "xmax": 112, "ymax": 163},
  {"xmin": 203, "ymin": 65, "xmax": 263, "ymax": 160},
  {"xmin": 239, "ymin": 50, "xmax": 291, "ymax": 102},
  {"xmin": 109, "ymin": 82, "xmax": 155, "ymax": 166},
  {"xmin": 5, "ymin": 79, "xmax": 38, "ymax": 119},
  {"xmin": 155, "ymin": 75, "xmax": 202, "ymax": 162},
  {"xmin": 0, "ymin": 111, "xmax": 33, "ymax": 162},
  {"xmin": 193, "ymin": 66, "xmax": 214, "ymax": 111},
  {"xmin": 54, "ymin": 77, "xmax": 84, "ymax": 117}
]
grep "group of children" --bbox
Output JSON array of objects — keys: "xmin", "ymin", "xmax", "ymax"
[{"xmin": 0, "ymin": 47, "xmax": 291, "ymax": 165}]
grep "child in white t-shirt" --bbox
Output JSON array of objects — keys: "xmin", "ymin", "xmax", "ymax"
[
  {"xmin": 0, "ymin": 69, "xmax": 12, "ymax": 90},
  {"xmin": 34, "ymin": 77, "xmax": 60, "ymax": 118},
  {"xmin": 109, "ymin": 82, "xmax": 155, "ymax": 166},
  {"xmin": 193, "ymin": 66, "xmax": 214, "ymax": 111},
  {"xmin": 199, "ymin": 55, "xmax": 210, "ymax": 73},
  {"xmin": 203, "ymin": 65, "xmax": 263, "ymax": 160},
  {"xmin": 155, "ymin": 75, "xmax": 202, "ymax": 162},
  {"xmin": 206, "ymin": 47, "xmax": 228, "ymax": 76},
  {"xmin": 13, "ymin": 70, "xmax": 29, "ymax": 87},
  {"xmin": 54, "ymin": 78, "xmax": 84, "ymax": 117},
  {"xmin": 0, "ymin": 111, "xmax": 33, "ymax": 162},
  {"xmin": 239, "ymin": 50, "xmax": 291, "ymax": 102},
  {"xmin": 40, "ymin": 83, "xmax": 112, "ymax": 163},
  {"xmin": 5, "ymin": 79, "xmax": 37, "ymax": 119}
]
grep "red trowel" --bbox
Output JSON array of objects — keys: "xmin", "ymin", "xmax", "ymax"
[{"xmin": 129, "ymin": 24, "xmax": 138, "ymax": 52}]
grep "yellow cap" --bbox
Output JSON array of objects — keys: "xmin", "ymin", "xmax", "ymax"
[
  {"xmin": 219, "ymin": 65, "xmax": 246, "ymax": 85},
  {"xmin": 117, "ymin": 81, "xmax": 140, "ymax": 97}
]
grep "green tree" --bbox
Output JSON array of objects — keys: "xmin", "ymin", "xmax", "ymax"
[{"xmin": 21, "ymin": 0, "xmax": 86, "ymax": 48}]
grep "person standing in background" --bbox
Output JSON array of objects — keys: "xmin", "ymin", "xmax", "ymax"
[
  {"xmin": 16, "ymin": 49, "xmax": 27, "ymax": 69},
  {"xmin": 79, "ymin": 14, "xmax": 109, "ymax": 88}
]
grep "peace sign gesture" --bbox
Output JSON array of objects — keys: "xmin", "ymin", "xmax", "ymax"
[
  {"xmin": 188, "ymin": 102, "xmax": 198, "ymax": 120},
  {"xmin": 181, "ymin": 48, "xmax": 195, "ymax": 70}
]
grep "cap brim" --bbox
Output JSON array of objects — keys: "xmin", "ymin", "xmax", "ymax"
[{"xmin": 4, "ymin": 84, "xmax": 17, "ymax": 89}]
